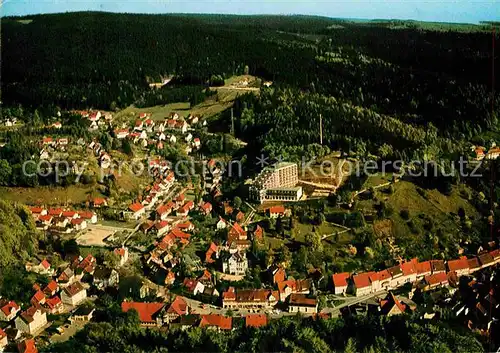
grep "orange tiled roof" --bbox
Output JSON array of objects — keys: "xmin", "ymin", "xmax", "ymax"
[
  {"xmin": 121, "ymin": 302, "xmax": 165, "ymax": 323},
  {"xmin": 332, "ymin": 272, "xmax": 350, "ymax": 288},
  {"xmin": 269, "ymin": 206, "xmax": 285, "ymax": 214},
  {"xmin": 167, "ymin": 296, "xmax": 188, "ymax": 316},
  {"xmin": 0, "ymin": 300, "xmax": 19, "ymax": 316},
  {"xmin": 200, "ymin": 314, "xmax": 232, "ymax": 330},
  {"xmin": 17, "ymin": 339, "xmax": 38, "ymax": 353},
  {"xmin": 245, "ymin": 314, "xmax": 267, "ymax": 328},
  {"xmin": 416, "ymin": 261, "xmax": 431, "ymax": 275},
  {"xmin": 401, "ymin": 259, "xmax": 418, "ymax": 276},
  {"xmin": 447, "ymin": 257, "xmax": 469, "ymax": 272},
  {"xmin": 129, "ymin": 203, "xmax": 144, "ymax": 213}
]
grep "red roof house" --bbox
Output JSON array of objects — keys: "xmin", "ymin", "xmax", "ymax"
[
  {"xmin": 447, "ymin": 257, "xmax": 470, "ymax": 276},
  {"xmin": 17, "ymin": 339, "xmax": 38, "ymax": 353},
  {"xmin": 166, "ymin": 296, "xmax": 188, "ymax": 321},
  {"xmin": 228, "ymin": 222, "xmax": 247, "ymax": 242},
  {"xmin": 424, "ymin": 272, "xmax": 449, "ymax": 289},
  {"xmin": 121, "ymin": 302, "xmax": 165, "ymax": 327},
  {"xmin": 0, "ymin": 300, "xmax": 20, "ymax": 321},
  {"xmin": 199, "ymin": 314, "xmax": 232, "ymax": 330},
  {"xmin": 200, "ymin": 202, "xmax": 212, "ymax": 215},
  {"xmin": 43, "ymin": 280, "xmax": 58, "ymax": 296},
  {"xmin": 245, "ymin": 314, "xmax": 268, "ymax": 328},
  {"xmin": 379, "ymin": 292, "xmax": 408, "ymax": 316},
  {"xmin": 253, "ymin": 225, "xmax": 264, "ymax": 241},
  {"xmin": 268, "ymin": 206, "xmax": 286, "ymax": 218},
  {"xmin": 416, "ymin": 261, "xmax": 432, "ymax": 278},
  {"xmin": 48, "ymin": 208, "xmax": 63, "ymax": 217},
  {"xmin": 205, "ymin": 242, "xmax": 218, "ymax": 263},
  {"xmin": 332, "ymin": 273, "xmax": 350, "ymax": 295}
]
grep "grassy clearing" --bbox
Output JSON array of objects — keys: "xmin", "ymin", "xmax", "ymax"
[
  {"xmin": 112, "ymin": 89, "xmax": 247, "ymax": 128},
  {"xmin": 223, "ymin": 75, "xmax": 259, "ymax": 87},
  {"xmin": 355, "ymin": 180, "xmax": 479, "ymax": 259},
  {"xmin": 386, "ymin": 181, "xmax": 477, "ymax": 220},
  {"xmin": 362, "ymin": 173, "xmax": 393, "ymax": 189},
  {"xmin": 113, "ymin": 103, "xmax": 191, "ymax": 125},
  {"xmin": 294, "ymin": 221, "xmax": 346, "ymax": 240},
  {"xmin": 0, "ymin": 185, "xmax": 100, "ymax": 206},
  {"xmin": 113, "ymin": 75, "xmax": 262, "ymax": 126}
]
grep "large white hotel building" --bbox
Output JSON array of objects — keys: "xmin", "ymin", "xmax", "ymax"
[{"xmin": 249, "ymin": 162, "xmax": 303, "ymax": 203}]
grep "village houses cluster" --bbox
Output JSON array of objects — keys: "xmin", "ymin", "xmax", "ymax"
[
  {"xmin": 332, "ymin": 249, "xmax": 500, "ymax": 297},
  {"xmin": 114, "ymin": 112, "xmax": 202, "ymax": 154},
  {"xmin": 0, "ymin": 246, "xmax": 129, "ymax": 353},
  {"xmin": 10, "ymin": 106, "xmax": 500, "ymax": 348},
  {"xmin": 30, "ymin": 206, "xmax": 101, "ymax": 234}
]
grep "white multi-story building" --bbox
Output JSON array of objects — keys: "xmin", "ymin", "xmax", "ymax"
[
  {"xmin": 61, "ymin": 282, "xmax": 87, "ymax": 306},
  {"xmin": 15, "ymin": 307, "xmax": 47, "ymax": 335},
  {"xmin": 288, "ymin": 294, "xmax": 317, "ymax": 314},
  {"xmin": 222, "ymin": 251, "xmax": 248, "ymax": 276},
  {"xmin": 250, "ymin": 162, "xmax": 302, "ymax": 203}
]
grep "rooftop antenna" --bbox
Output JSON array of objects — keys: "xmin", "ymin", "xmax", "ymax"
[
  {"xmin": 319, "ymin": 114, "xmax": 323, "ymax": 145},
  {"xmin": 231, "ymin": 108, "xmax": 235, "ymax": 136}
]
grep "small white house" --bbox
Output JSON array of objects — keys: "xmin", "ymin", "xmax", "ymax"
[
  {"xmin": 115, "ymin": 129, "xmax": 129, "ymax": 139},
  {"xmin": 128, "ymin": 203, "xmax": 145, "ymax": 220},
  {"xmin": 216, "ymin": 217, "xmax": 227, "ymax": 230}
]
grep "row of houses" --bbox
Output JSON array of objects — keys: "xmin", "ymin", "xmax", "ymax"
[
  {"xmin": 73, "ymin": 110, "xmax": 113, "ymax": 123},
  {"xmin": 218, "ymin": 264, "xmax": 318, "ymax": 314},
  {"xmin": 332, "ymin": 249, "xmax": 500, "ymax": 297},
  {"xmin": 113, "ymin": 112, "xmax": 202, "ymax": 154},
  {"xmin": 0, "ymin": 282, "xmax": 86, "ymax": 338},
  {"xmin": 121, "ymin": 296, "xmax": 266, "ymax": 330},
  {"xmin": 144, "ymin": 226, "xmax": 194, "ymax": 286},
  {"xmin": 41, "ymin": 137, "xmax": 69, "ymax": 147},
  {"xmin": 222, "ymin": 287, "xmax": 318, "ymax": 314},
  {"xmin": 30, "ymin": 207, "xmax": 98, "ymax": 232},
  {"xmin": 455, "ymin": 267, "xmax": 500, "ymax": 344},
  {"xmin": 473, "ymin": 144, "xmax": 500, "ymax": 160},
  {"xmin": 126, "ymin": 168, "xmax": 177, "ymax": 220}
]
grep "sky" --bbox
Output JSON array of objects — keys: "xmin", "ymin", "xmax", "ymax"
[{"xmin": 1, "ymin": 0, "xmax": 500, "ymax": 23}]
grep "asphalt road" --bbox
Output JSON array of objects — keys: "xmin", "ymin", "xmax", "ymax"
[{"xmin": 182, "ymin": 290, "xmax": 387, "ymax": 319}]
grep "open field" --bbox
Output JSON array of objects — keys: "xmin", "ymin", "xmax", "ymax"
[
  {"xmin": 387, "ymin": 181, "xmax": 477, "ymax": 219},
  {"xmin": 223, "ymin": 75, "xmax": 260, "ymax": 87},
  {"xmin": 76, "ymin": 228, "xmax": 115, "ymax": 247},
  {"xmin": 113, "ymin": 103, "xmax": 191, "ymax": 125},
  {"xmin": 362, "ymin": 173, "xmax": 394, "ymax": 189},
  {"xmin": 355, "ymin": 180, "xmax": 479, "ymax": 259},
  {"xmin": 113, "ymin": 75, "xmax": 261, "ymax": 126},
  {"xmin": 294, "ymin": 221, "xmax": 347, "ymax": 241},
  {"xmin": 0, "ymin": 185, "xmax": 99, "ymax": 205},
  {"xmin": 356, "ymin": 181, "xmax": 477, "ymax": 220}
]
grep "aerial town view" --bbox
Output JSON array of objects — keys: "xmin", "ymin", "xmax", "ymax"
[{"xmin": 0, "ymin": 0, "xmax": 499, "ymax": 352}]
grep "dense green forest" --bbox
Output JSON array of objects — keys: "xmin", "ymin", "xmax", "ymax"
[
  {"xmin": 230, "ymin": 88, "xmax": 461, "ymax": 162},
  {"xmin": 45, "ymin": 304, "xmax": 483, "ymax": 353},
  {"xmin": 0, "ymin": 200, "xmax": 40, "ymax": 268},
  {"xmin": 1, "ymin": 13, "xmax": 499, "ymax": 352},
  {"xmin": 2, "ymin": 13, "xmax": 499, "ymax": 137}
]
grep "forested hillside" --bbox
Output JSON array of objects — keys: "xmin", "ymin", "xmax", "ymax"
[
  {"xmin": 2, "ymin": 12, "xmax": 498, "ymax": 141},
  {"xmin": 231, "ymin": 88, "xmax": 462, "ymax": 162},
  {"xmin": 0, "ymin": 200, "xmax": 40, "ymax": 268}
]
